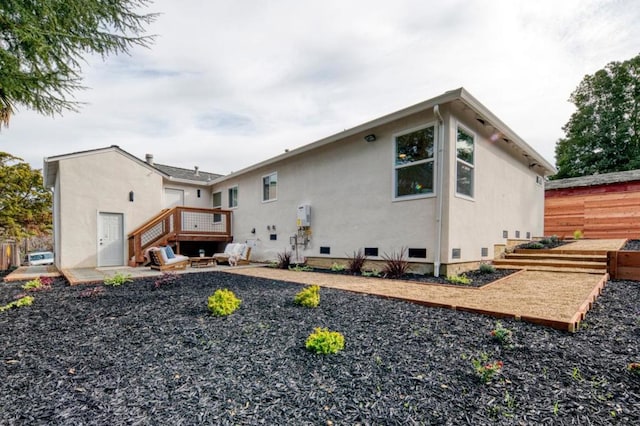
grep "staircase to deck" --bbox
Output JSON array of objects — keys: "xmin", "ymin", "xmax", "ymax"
[
  {"xmin": 128, "ymin": 207, "xmax": 233, "ymax": 266},
  {"xmin": 493, "ymin": 248, "xmax": 609, "ymax": 274}
]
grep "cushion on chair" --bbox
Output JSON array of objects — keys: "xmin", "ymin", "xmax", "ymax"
[
  {"xmin": 164, "ymin": 246, "xmax": 176, "ymax": 259},
  {"xmin": 223, "ymin": 243, "xmax": 237, "ymax": 255}
]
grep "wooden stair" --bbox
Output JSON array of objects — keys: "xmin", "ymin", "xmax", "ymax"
[{"xmin": 494, "ymin": 248, "xmax": 608, "ymax": 274}]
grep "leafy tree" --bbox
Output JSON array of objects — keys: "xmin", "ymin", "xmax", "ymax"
[
  {"xmin": 0, "ymin": 153, "xmax": 52, "ymax": 239},
  {"xmin": 0, "ymin": 0, "xmax": 156, "ymax": 128},
  {"xmin": 553, "ymin": 53, "xmax": 640, "ymax": 179}
]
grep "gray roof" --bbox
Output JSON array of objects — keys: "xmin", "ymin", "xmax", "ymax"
[
  {"xmin": 154, "ymin": 163, "xmax": 222, "ymax": 183},
  {"xmin": 546, "ymin": 169, "xmax": 640, "ymax": 190}
]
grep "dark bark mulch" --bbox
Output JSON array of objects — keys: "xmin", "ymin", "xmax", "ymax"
[
  {"xmin": 310, "ymin": 267, "xmax": 519, "ymax": 288},
  {"xmin": 1, "ymin": 273, "xmax": 639, "ymax": 425},
  {"xmin": 623, "ymin": 240, "xmax": 640, "ymax": 251}
]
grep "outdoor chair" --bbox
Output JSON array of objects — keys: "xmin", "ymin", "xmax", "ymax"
[
  {"xmin": 149, "ymin": 246, "xmax": 189, "ymax": 271},
  {"xmin": 213, "ymin": 243, "xmax": 252, "ymax": 265}
]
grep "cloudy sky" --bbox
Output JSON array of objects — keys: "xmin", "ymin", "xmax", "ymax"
[{"xmin": 3, "ymin": 0, "xmax": 640, "ymax": 175}]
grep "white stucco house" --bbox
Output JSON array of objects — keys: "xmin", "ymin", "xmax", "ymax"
[{"xmin": 44, "ymin": 87, "xmax": 556, "ymax": 275}]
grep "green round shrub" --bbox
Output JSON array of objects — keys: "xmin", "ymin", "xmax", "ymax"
[
  {"xmin": 207, "ymin": 289, "xmax": 241, "ymax": 316},
  {"xmin": 294, "ymin": 285, "xmax": 320, "ymax": 308},
  {"xmin": 305, "ymin": 327, "xmax": 345, "ymax": 355}
]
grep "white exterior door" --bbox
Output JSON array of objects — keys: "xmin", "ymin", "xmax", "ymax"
[
  {"xmin": 98, "ymin": 213, "xmax": 124, "ymax": 267},
  {"xmin": 164, "ymin": 188, "xmax": 184, "ymax": 208}
]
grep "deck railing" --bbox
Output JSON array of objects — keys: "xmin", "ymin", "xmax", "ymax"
[{"xmin": 128, "ymin": 207, "xmax": 232, "ymax": 264}]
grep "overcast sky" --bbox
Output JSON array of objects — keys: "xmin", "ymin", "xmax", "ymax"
[{"xmin": 3, "ymin": 0, "xmax": 639, "ymax": 175}]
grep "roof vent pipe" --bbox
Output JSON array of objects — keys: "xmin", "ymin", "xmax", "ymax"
[
  {"xmin": 145, "ymin": 154, "xmax": 154, "ymax": 166},
  {"xmin": 194, "ymin": 166, "xmax": 200, "ymax": 176}
]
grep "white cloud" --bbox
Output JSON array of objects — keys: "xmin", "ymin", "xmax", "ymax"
[{"xmin": 2, "ymin": 0, "xmax": 639, "ymax": 174}]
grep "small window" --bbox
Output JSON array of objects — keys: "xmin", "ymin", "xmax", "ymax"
[
  {"xmin": 456, "ymin": 126, "xmax": 474, "ymax": 198},
  {"xmin": 408, "ymin": 248, "xmax": 427, "ymax": 258},
  {"xmin": 262, "ymin": 172, "xmax": 277, "ymax": 202},
  {"xmin": 364, "ymin": 247, "xmax": 378, "ymax": 257},
  {"xmin": 502, "ymin": 230, "xmax": 508, "ymax": 238},
  {"xmin": 212, "ymin": 191, "xmax": 222, "ymax": 222},
  {"xmin": 270, "ymin": 234, "xmax": 277, "ymax": 241},
  {"xmin": 515, "ymin": 230, "xmax": 520, "ymax": 238},
  {"xmin": 394, "ymin": 126, "xmax": 435, "ymax": 199},
  {"xmin": 481, "ymin": 247, "xmax": 489, "ymax": 257},
  {"xmin": 452, "ymin": 248, "xmax": 461, "ymax": 259},
  {"xmin": 320, "ymin": 246, "xmax": 331, "ymax": 255},
  {"xmin": 228, "ymin": 186, "xmax": 238, "ymax": 208}
]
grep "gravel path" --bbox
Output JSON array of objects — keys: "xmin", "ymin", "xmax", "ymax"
[{"xmin": 1, "ymin": 272, "xmax": 639, "ymax": 425}]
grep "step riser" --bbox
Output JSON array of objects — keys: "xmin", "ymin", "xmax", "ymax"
[
  {"xmin": 494, "ymin": 261, "xmax": 606, "ymax": 270},
  {"xmin": 506, "ymin": 255, "xmax": 606, "ymax": 262}
]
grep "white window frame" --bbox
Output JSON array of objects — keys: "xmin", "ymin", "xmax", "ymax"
[
  {"xmin": 392, "ymin": 123, "xmax": 437, "ymax": 202},
  {"xmin": 261, "ymin": 172, "xmax": 278, "ymax": 203},
  {"xmin": 455, "ymin": 123, "xmax": 475, "ymax": 200},
  {"xmin": 212, "ymin": 191, "xmax": 222, "ymax": 223},
  {"xmin": 228, "ymin": 186, "xmax": 238, "ymax": 209}
]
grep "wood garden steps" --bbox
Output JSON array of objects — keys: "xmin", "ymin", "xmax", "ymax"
[{"xmin": 493, "ymin": 248, "xmax": 609, "ymax": 274}]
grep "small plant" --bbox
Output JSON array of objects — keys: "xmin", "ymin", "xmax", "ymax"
[
  {"xmin": 446, "ymin": 274, "xmax": 472, "ymax": 285},
  {"xmin": 78, "ymin": 286, "xmax": 106, "ymax": 298},
  {"xmin": 479, "ymin": 263, "xmax": 496, "ymax": 274},
  {"xmin": 330, "ymin": 262, "xmax": 345, "ymax": 272},
  {"xmin": 362, "ymin": 268, "xmax": 381, "ymax": 277},
  {"xmin": 471, "ymin": 354, "xmax": 503, "ymax": 383},
  {"xmin": 523, "ymin": 242, "xmax": 544, "ymax": 249},
  {"xmin": 277, "ymin": 250, "xmax": 292, "ymax": 269},
  {"xmin": 289, "ymin": 264, "xmax": 313, "ymax": 272},
  {"xmin": 347, "ymin": 249, "xmax": 367, "ymax": 274},
  {"xmin": 294, "ymin": 285, "xmax": 320, "ymax": 308},
  {"xmin": 571, "ymin": 367, "xmax": 584, "ymax": 381},
  {"xmin": 305, "ymin": 327, "xmax": 345, "ymax": 355},
  {"xmin": 208, "ymin": 289, "xmax": 241, "ymax": 316},
  {"xmin": 552, "ymin": 401, "xmax": 560, "ymax": 416},
  {"xmin": 490, "ymin": 322, "xmax": 514, "ymax": 348},
  {"xmin": 381, "ymin": 247, "xmax": 410, "ymax": 279},
  {"xmin": 573, "ymin": 229, "xmax": 583, "ymax": 239},
  {"xmin": 154, "ymin": 272, "xmax": 179, "ymax": 289},
  {"xmin": 0, "ymin": 296, "xmax": 35, "ymax": 312},
  {"xmin": 104, "ymin": 272, "xmax": 133, "ymax": 286},
  {"xmin": 628, "ymin": 362, "xmax": 640, "ymax": 375}
]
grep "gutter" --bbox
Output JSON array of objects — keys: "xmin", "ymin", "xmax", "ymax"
[{"xmin": 433, "ymin": 105, "xmax": 445, "ymax": 277}]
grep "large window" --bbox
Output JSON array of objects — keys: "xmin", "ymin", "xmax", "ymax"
[
  {"xmin": 228, "ymin": 186, "xmax": 238, "ymax": 208},
  {"xmin": 212, "ymin": 191, "xmax": 222, "ymax": 222},
  {"xmin": 394, "ymin": 126, "xmax": 435, "ymax": 198},
  {"xmin": 262, "ymin": 172, "xmax": 277, "ymax": 202},
  {"xmin": 456, "ymin": 126, "xmax": 474, "ymax": 198}
]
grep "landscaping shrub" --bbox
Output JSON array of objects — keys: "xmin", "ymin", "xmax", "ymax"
[
  {"xmin": 471, "ymin": 353, "xmax": 503, "ymax": 383},
  {"xmin": 330, "ymin": 262, "xmax": 345, "ymax": 272},
  {"xmin": 446, "ymin": 274, "xmax": 472, "ymax": 285},
  {"xmin": 362, "ymin": 269, "xmax": 381, "ymax": 277},
  {"xmin": 289, "ymin": 264, "xmax": 313, "ymax": 272},
  {"xmin": 104, "ymin": 272, "xmax": 133, "ymax": 286},
  {"xmin": 208, "ymin": 289, "xmax": 241, "ymax": 316},
  {"xmin": 573, "ymin": 229, "xmax": 583, "ymax": 240},
  {"xmin": 381, "ymin": 247, "xmax": 410, "ymax": 279},
  {"xmin": 347, "ymin": 249, "xmax": 367, "ymax": 274},
  {"xmin": 479, "ymin": 263, "xmax": 496, "ymax": 274},
  {"xmin": 490, "ymin": 321, "xmax": 514, "ymax": 348},
  {"xmin": 0, "ymin": 296, "xmax": 34, "ymax": 312},
  {"xmin": 294, "ymin": 285, "xmax": 320, "ymax": 308},
  {"xmin": 277, "ymin": 250, "xmax": 292, "ymax": 269},
  {"xmin": 523, "ymin": 242, "xmax": 544, "ymax": 250},
  {"xmin": 305, "ymin": 327, "xmax": 345, "ymax": 355}
]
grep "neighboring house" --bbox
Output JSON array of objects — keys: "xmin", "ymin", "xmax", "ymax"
[
  {"xmin": 44, "ymin": 88, "xmax": 556, "ymax": 274},
  {"xmin": 545, "ymin": 169, "xmax": 640, "ymax": 239}
]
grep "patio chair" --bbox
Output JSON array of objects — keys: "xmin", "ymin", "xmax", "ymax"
[
  {"xmin": 213, "ymin": 243, "xmax": 252, "ymax": 265},
  {"xmin": 149, "ymin": 246, "xmax": 189, "ymax": 271}
]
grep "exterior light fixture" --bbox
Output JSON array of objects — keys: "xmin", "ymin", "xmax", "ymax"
[{"xmin": 364, "ymin": 134, "xmax": 376, "ymax": 142}]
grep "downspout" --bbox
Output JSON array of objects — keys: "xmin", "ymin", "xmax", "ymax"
[{"xmin": 433, "ymin": 105, "xmax": 445, "ymax": 277}]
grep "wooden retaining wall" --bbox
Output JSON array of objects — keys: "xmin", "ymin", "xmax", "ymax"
[
  {"xmin": 608, "ymin": 251, "xmax": 640, "ymax": 281},
  {"xmin": 545, "ymin": 181, "xmax": 640, "ymax": 239}
]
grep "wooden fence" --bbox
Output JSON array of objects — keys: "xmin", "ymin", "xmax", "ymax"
[
  {"xmin": 608, "ymin": 251, "xmax": 640, "ymax": 281},
  {"xmin": 545, "ymin": 184, "xmax": 640, "ymax": 239},
  {"xmin": 0, "ymin": 241, "xmax": 20, "ymax": 270}
]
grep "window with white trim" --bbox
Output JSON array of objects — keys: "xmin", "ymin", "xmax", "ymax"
[
  {"xmin": 456, "ymin": 126, "xmax": 474, "ymax": 197},
  {"xmin": 212, "ymin": 191, "xmax": 222, "ymax": 222},
  {"xmin": 262, "ymin": 172, "xmax": 277, "ymax": 202},
  {"xmin": 394, "ymin": 126, "xmax": 435, "ymax": 198},
  {"xmin": 228, "ymin": 186, "xmax": 238, "ymax": 208}
]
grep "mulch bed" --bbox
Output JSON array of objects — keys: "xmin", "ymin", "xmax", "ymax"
[
  {"xmin": 623, "ymin": 240, "xmax": 640, "ymax": 251},
  {"xmin": 309, "ymin": 267, "xmax": 519, "ymax": 287},
  {"xmin": 1, "ymin": 272, "xmax": 639, "ymax": 425}
]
